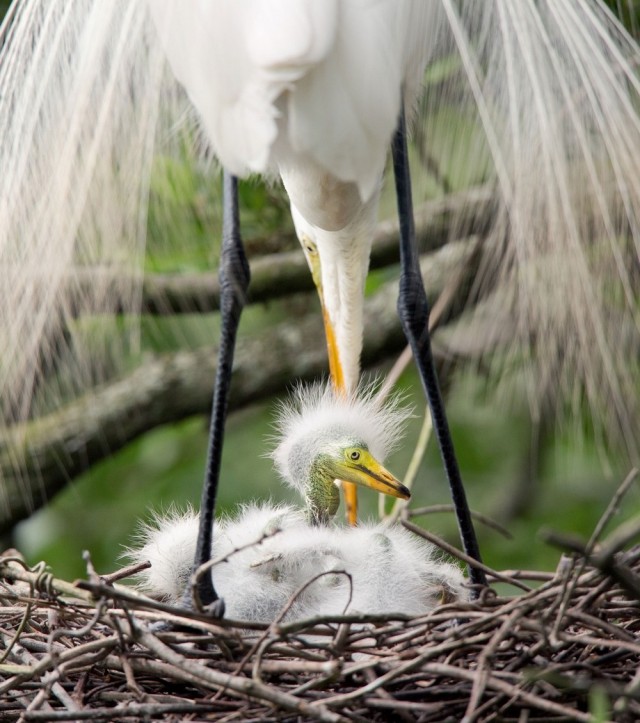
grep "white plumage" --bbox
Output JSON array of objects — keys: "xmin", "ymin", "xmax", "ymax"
[
  {"xmin": 147, "ymin": 1, "xmax": 440, "ymax": 201},
  {"xmin": 1, "ymin": 0, "xmax": 640, "ymax": 531},
  {"xmin": 147, "ymin": 1, "xmax": 445, "ymax": 396},
  {"xmin": 129, "ymin": 383, "xmax": 467, "ymax": 621},
  {"xmin": 131, "ymin": 503, "xmax": 467, "ymax": 622}
]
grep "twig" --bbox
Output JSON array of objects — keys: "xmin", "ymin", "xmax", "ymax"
[
  {"xmin": 381, "ymin": 408, "xmax": 432, "ymax": 524},
  {"xmin": 401, "ymin": 519, "xmax": 531, "ymax": 592},
  {"xmin": 547, "ymin": 469, "xmax": 639, "ymax": 637},
  {"xmin": 190, "ymin": 527, "xmax": 283, "ymax": 611},
  {"xmin": 542, "ymin": 524, "xmax": 640, "ymax": 600},
  {"xmin": 2, "ymin": 517, "xmax": 639, "ymax": 723},
  {"xmin": 375, "ymin": 232, "xmax": 486, "ymax": 522},
  {"xmin": 407, "ymin": 504, "xmax": 512, "ymax": 539},
  {"xmin": 464, "ymin": 608, "xmax": 525, "ymax": 721},
  {"xmin": 132, "ymin": 621, "xmax": 350, "ymax": 723},
  {"xmin": 0, "ymin": 557, "xmax": 93, "ymax": 603},
  {"xmin": 420, "ymin": 662, "xmax": 592, "ymax": 722},
  {"xmin": 99, "ymin": 561, "xmax": 152, "ymax": 585},
  {"xmin": 587, "ymin": 468, "xmax": 638, "ymax": 552},
  {"xmin": 19, "ymin": 703, "xmax": 224, "ymax": 721}
]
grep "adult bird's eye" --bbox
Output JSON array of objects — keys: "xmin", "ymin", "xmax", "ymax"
[
  {"xmin": 349, "ymin": 450, "xmax": 360, "ymax": 461},
  {"xmin": 302, "ymin": 236, "xmax": 316, "ymax": 255}
]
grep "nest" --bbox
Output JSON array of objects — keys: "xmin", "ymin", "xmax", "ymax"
[{"xmin": 1, "ymin": 513, "xmax": 639, "ymax": 723}]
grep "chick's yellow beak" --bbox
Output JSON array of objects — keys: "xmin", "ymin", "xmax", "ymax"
[{"xmin": 335, "ymin": 450, "xmax": 410, "ymax": 501}]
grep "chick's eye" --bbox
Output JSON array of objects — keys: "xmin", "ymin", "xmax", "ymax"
[{"xmin": 349, "ymin": 450, "xmax": 360, "ymax": 461}]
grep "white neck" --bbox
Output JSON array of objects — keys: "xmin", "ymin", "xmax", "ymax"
[{"xmin": 282, "ymin": 165, "xmax": 380, "ymax": 393}]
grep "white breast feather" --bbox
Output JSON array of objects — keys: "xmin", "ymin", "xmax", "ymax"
[
  {"xmin": 130, "ymin": 502, "xmax": 467, "ymax": 623},
  {"xmin": 147, "ymin": 1, "xmax": 443, "ymax": 200}
]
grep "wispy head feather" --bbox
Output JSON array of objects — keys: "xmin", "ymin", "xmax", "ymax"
[{"xmin": 271, "ymin": 380, "xmax": 412, "ymax": 494}]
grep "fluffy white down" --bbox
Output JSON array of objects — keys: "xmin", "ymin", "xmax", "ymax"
[
  {"xmin": 271, "ymin": 382, "xmax": 412, "ymax": 496},
  {"xmin": 130, "ymin": 503, "xmax": 468, "ymax": 623},
  {"xmin": 127, "ymin": 507, "xmax": 200, "ymax": 603}
]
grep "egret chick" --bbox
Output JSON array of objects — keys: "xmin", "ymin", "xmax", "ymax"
[
  {"xmin": 130, "ymin": 384, "xmax": 468, "ymax": 622},
  {"xmin": 272, "ymin": 382, "xmax": 411, "ymax": 524},
  {"xmin": 132, "ymin": 504, "xmax": 467, "ymax": 623}
]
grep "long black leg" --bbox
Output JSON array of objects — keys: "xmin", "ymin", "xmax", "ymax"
[
  {"xmin": 192, "ymin": 172, "xmax": 250, "ymax": 613},
  {"xmin": 391, "ymin": 107, "xmax": 487, "ymax": 590}
]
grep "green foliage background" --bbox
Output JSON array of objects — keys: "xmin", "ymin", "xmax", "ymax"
[{"xmin": 2, "ymin": 1, "xmax": 638, "ymax": 585}]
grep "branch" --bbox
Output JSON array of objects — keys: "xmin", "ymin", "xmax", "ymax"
[
  {"xmin": 541, "ymin": 515, "xmax": 640, "ymax": 601},
  {"xmin": 1, "ymin": 239, "xmax": 480, "ymax": 532},
  {"xmin": 72, "ymin": 186, "xmax": 494, "ymax": 315}
]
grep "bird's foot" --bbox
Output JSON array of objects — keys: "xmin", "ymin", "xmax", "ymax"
[
  {"xmin": 148, "ymin": 594, "xmax": 225, "ymax": 634},
  {"xmin": 188, "ymin": 571, "xmax": 226, "ymax": 618},
  {"xmin": 200, "ymin": 597, "xmax": 226, "ymax": 618}
]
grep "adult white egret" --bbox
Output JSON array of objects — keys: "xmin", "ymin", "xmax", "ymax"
[
  {"xmin": 130, "ymin": 383, "xmax": 467, "ymax": 622},
  {"xmin": 144, "ymin": 1, "xmax": 486, "ymax": 609},
  {"xmin": 1, "ymin": 1, "xmax": 640, "ymax": 611}
]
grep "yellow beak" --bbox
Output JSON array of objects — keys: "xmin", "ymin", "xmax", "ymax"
[
  {"xmin": 333, "ymin": 450, "xmax": 411, "ymax": 501},
  {"xmin": 302, "ymin": 239, "xmax": 346, "ymax": 391}
]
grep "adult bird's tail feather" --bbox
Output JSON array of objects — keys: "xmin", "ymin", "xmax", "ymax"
[
  {"xmin": 431, "ymin": 1, "xmax": 640, "ymax": 457},
  {"xmin": 0, "ymin": 0, "xmax": 638, "ymax": 518},
  {"xmin": 0, "ymin": 2, "xmax": 167, "ymax": 422}
]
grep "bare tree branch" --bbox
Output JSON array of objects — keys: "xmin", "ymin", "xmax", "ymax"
[
  {"xmin": 0, "ymin": 239, "xmax": 480, "ymax": 532},
  {"xmin": 70, "ymin": 186, "xmax": 495, "ymax": 316}
]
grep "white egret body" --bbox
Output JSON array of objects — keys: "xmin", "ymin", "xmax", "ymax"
[
  {"xmin": 147, "ymin": 1, "xmax": 444, "ymax": 392},
  {"xmin": 146, "ymin": 1, "xmax": 453, "ymax": 526}
]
